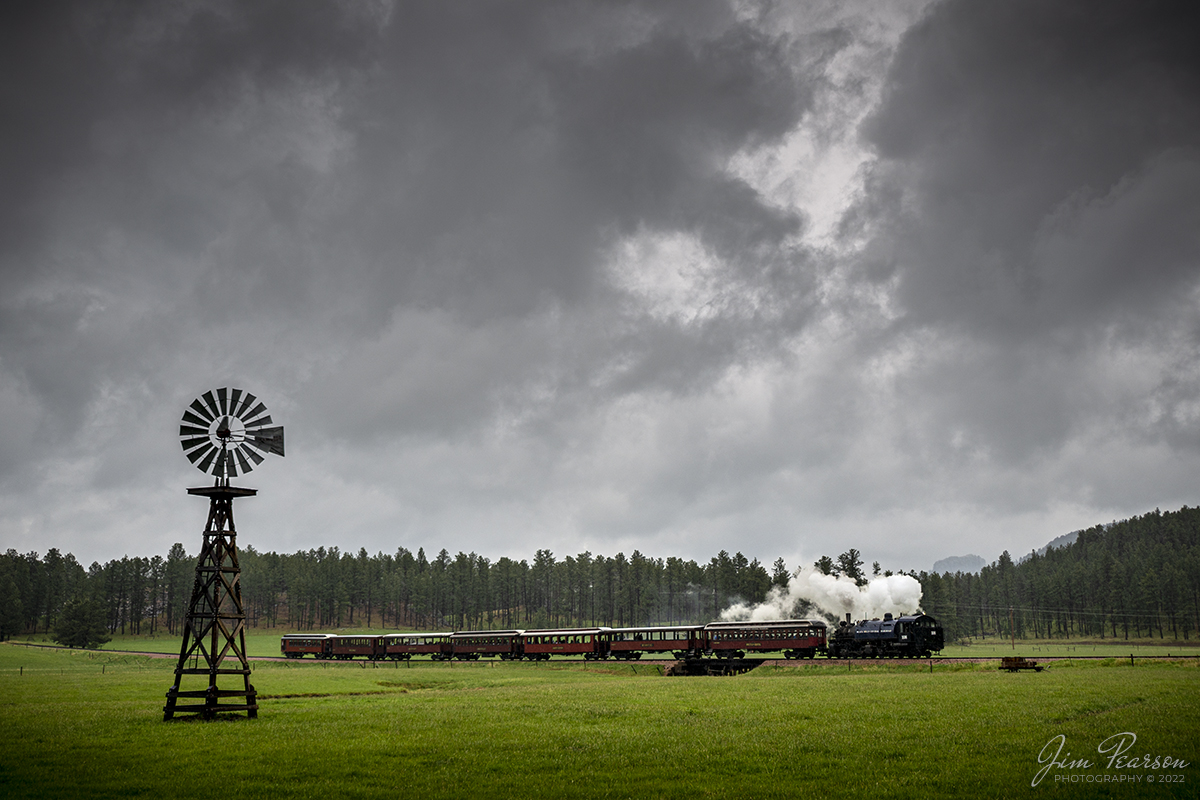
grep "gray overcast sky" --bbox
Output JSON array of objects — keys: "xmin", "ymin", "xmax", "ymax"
[{"xmin": 2, "ymin": 0, "xmax": 1198, "ymax": 573}]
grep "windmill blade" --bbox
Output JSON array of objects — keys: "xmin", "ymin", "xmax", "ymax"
[
  {"xmin": 234, "ymin": 447, "xmax": 252, "ymax": 474},
  {"xmin": 228, "ymin": 388, "xmax": 244, "ymax": 417},
  {"xmin": 179, "ymin": 424, "xmax": 209, "ymax": 438},
  {"xmin": 186, "ymin": 443, "xmax": 215, "ymax": 465},
  {"xmin": 201, "ymin": 391, "xmax": 221, "ymax": 420},
  {"xmin": 234, "ymin": 392, "xmax": 257, "ymax": 418},
  {"xmin": 247, "ymin": 426, "xmax": 285, "ymax": 457},
  {"xmin": 217, "ymin": 387, "xmax": 229, "ymax": 415},
  {"xmin": 189, "ymin": 399, "xmax": 215, "ymax": 423},
  {"xmin": 237, "ymin": 443, "xmax": 264, "ymax": 467},
  {"xmin": 224, "ymin": 450, "xmax": 239, "ymax": 478},
  {"xmin": 234, "ymin": 443, "xmax": 262, "ymax": 470},
  {"xmin": 181, "ymin": 410, "xmax": 209, "ymax": 428},
  {"xmin": 180, "ymin": 436, "xmax": 210, "ymax": 452},
  {"xmin": 197, "ymin": 446, "xmax": 219, "ymax": 474},
  {"xmin": 244, "ymin": 413, "xmax": 272, "ymax": 429},
  {"xmin": 240, "ymin": 402, "xmax": 268, "ymax": 425}
]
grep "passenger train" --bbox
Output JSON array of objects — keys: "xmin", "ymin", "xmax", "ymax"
[{"xmin": 281, "ymin": 613, "xmax": 943, "ymax": 662}]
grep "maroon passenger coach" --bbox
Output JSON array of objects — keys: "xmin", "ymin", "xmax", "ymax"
[
  {"xmin": 607, "ymin": 625, "xmax": 704, "ymax": 660},
  {"xmin": 381, "ymin": 632, "xmax": 453, "ymax": 661},
  {"xmin": 703, "ymin": 619, "xmax": 826, "ymax": 659},
  {"xmin": 280, "ymin": 633, "xmax": 336, "ymax": 659},
  {"xmin": 450, "ymin": 630, "xmax": 524, "ymax": 660},
  {"xmin": 330, "ymin": 634, "xmax": 385, "ymax": 660},
  {"xmin": 522, "ymin": 628, "xmax": 608, "ymax": 660}
]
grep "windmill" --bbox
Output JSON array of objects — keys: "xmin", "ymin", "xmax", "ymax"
[{"xmin": 164, "ymin": 388, "xmax": 284, "ymax": 721}]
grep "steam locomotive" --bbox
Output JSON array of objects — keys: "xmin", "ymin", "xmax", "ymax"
[
  {"xmin": 826, "ymin": 613, "xmax": 944, "ymax": 658},
  {"xmin": 281, "ymin": 614, "xmax": 944, "ymax": 661}
]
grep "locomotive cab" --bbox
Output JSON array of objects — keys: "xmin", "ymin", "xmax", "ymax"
[{"xmin": 899, "ymin": 613, "xmax": 944, "ymax": 655}]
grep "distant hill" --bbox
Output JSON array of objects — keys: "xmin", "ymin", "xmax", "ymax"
[
  {"xmin": 932, "ymin": 554, "xmax": 985, "ymax": 574},
  {"xmin": 1018, "ymin": 530, "xmax": 1080, "ymax": 563}
]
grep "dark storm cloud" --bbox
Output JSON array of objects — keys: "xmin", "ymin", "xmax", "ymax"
[
  {"xmin": 856, "ymin": 0, "xmax": 1200, "ymax": 336},
  {"xmin": 0, "ymin": 0, "xmax": 830, "ymax": 468},
  {"xmin": 17, "ymin": 0, "xmax": 1194, "ymax": 570},
  {"xmin": 0, "ymin": 0, "xmax": 387, "ymax": 465},
  {"xmin": 289, "ymin": 2, "xmax": 831, "ymax": 438},
  {"xmin": 844, "ymin": 0, "xmax": 1200, "ymax": 468},
  {"xmin": 0, "ymin": 1, "xmax": 375, "ymax": 271},
  {"xmin": 332, "ymin": 1, "xmax": 814, "ymax": 324}
]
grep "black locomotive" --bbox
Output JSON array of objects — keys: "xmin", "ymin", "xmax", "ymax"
[{"xmin": 826, "ymin": 612, "xmax": 944, "ymax": 658}]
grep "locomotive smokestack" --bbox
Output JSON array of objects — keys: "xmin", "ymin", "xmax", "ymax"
[{"xmin": 846, "ymin": 613, "xmax": 851, "ymax": 624}]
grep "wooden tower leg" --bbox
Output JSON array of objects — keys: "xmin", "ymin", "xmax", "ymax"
[{"xmin": 164, "ymin": 489, "xmax": 258, "ymax": 721}]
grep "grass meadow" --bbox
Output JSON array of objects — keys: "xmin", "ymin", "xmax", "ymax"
[{"xmin": 2, "ymin": 640, "xmax": 1197, "ymax": 799}]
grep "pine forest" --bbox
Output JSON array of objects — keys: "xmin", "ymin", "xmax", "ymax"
[{"xmin": 2, "ymin": 506, "xmax": 1198, "ymax": 645}]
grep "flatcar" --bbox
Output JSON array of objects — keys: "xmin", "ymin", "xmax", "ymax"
[
  {"xmin": 522, "ymin": 628, "xmax": 609, "ymax": 660},
  {"xmin": 703, "ymin": 619, "xmax": 826, "ymax": 660},
  {"xmin": 826, "ymin": 613, "xmax": 944, "ymax": 658},
  {"xmin": 607, "ymin": 625, "xmax": 704, "ymax": 660},
  {"xmin": 280, "ymin": 633, "xmax": 336, "ymax": 659},
  {"xmin": 380, "ymin": 632, "xmax": 453, "ymax": 661}
]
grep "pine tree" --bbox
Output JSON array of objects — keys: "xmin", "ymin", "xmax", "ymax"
[
  {"xmin": 53, "ymin": 596, "xmax": 111, "ymax": 649},
  {"xmin": 837, "ymin": 549, "xmax": 866, "ymax": 586},
  {"xmin": 0, "ymin": 573, "xmax": 23, "ymax": 640}
]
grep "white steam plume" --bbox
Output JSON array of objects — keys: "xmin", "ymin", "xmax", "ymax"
[{"xmin": 720, "ymin": 567, "xmax": 923, "ymax": 623}]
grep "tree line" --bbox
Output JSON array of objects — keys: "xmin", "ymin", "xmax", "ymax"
[
  {"xmin": 915, "ymin": 507, "xmax": 1200, "ymax": 643},
  {"xmin": 3, "ymin": 506, "xmax": 1198, "ymax": 644},
  {"xmin": 0, "ymin": 544, "xmax": 782, "ymax": 640}
]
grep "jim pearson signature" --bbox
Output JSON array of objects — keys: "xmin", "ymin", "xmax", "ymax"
[{"xmin": 1033, "ymin": 732, "xmax": 1191, "ymax": 787}]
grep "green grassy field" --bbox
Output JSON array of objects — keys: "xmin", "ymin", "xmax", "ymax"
[
  {"xmin": 940, "ymin": 638, "xmax": 1200, "ymax": 659},
  {"xmin": 1, "ymin": 641, "xmax": 1196, "ymax": 799}
]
